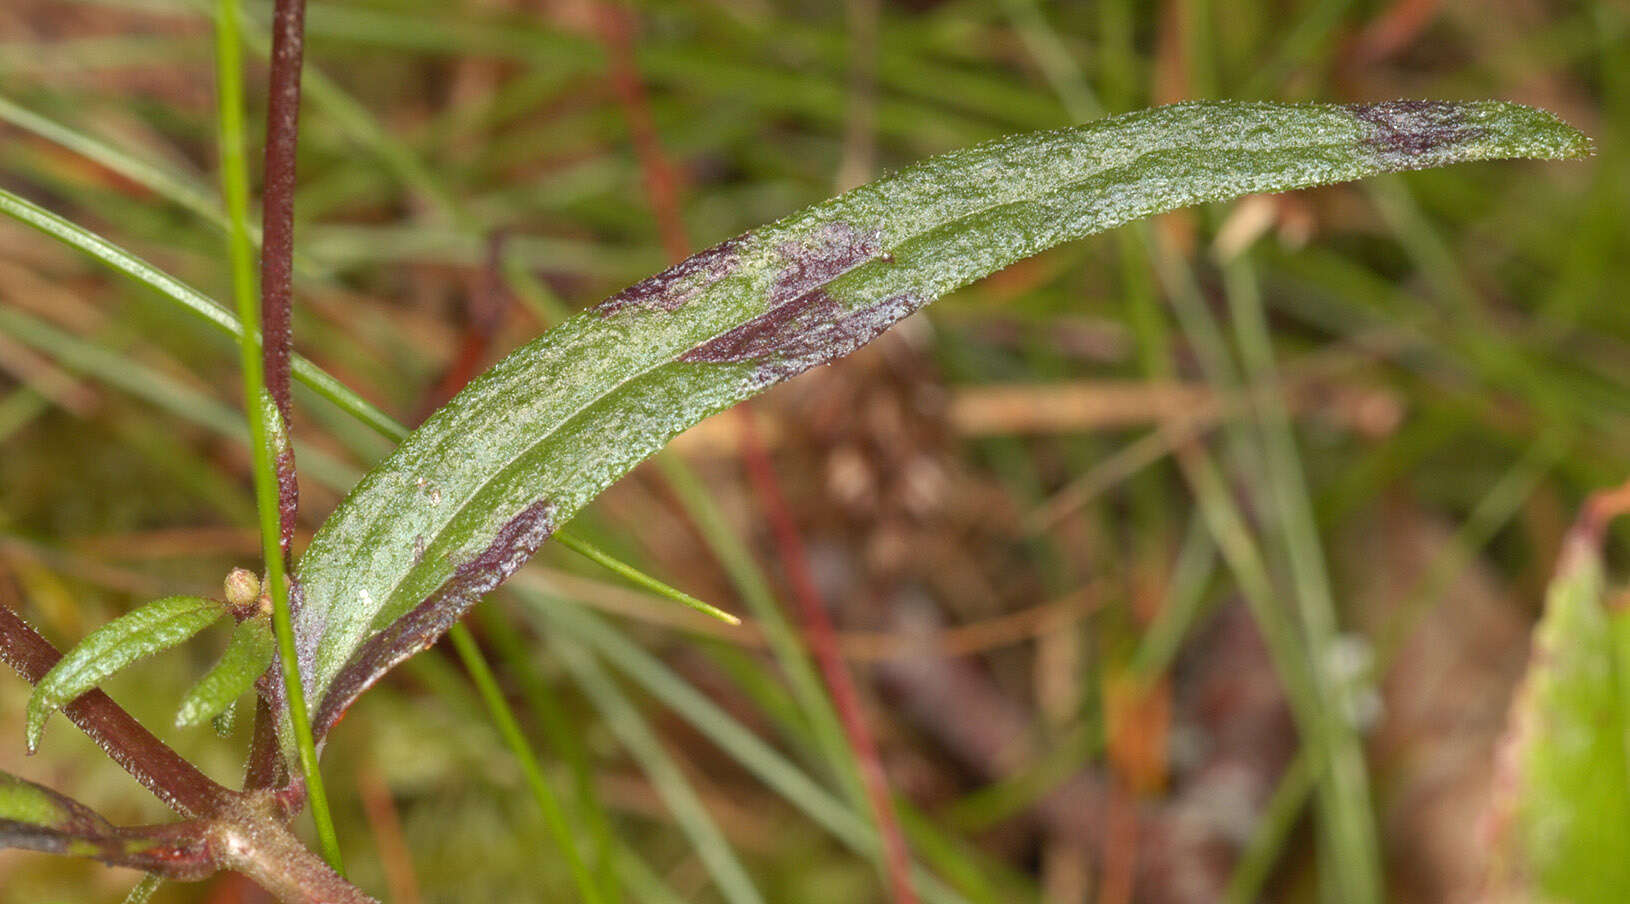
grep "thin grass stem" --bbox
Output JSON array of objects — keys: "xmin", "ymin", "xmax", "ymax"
[
  {"xmin": 1223, "ymin": 258, "xmax": 1382, "ymax": 900},
  {"xmin": 555, "ymin": 532, "xmax": 739, "ymax": 625},
  {"xmin": 211, "ymin": 0, "xmax": 341, "ymax": 870},
  {"xmin": 446, "ymin": 623, "xmax": 606, "ymax": 904}
]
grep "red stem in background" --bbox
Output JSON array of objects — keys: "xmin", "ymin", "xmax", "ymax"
[
  {"xmin": 414, "ymin": 230, "xmax": 511, "ymax": 423},
  {"xmin": 260, "ymin": 0, "xmax": 308, "ymax": 562},
  {"xmin": 244, "ymin": 0, "xmax": 309, "ymax": 794},
  {"xmin": 0, "ymin": 604, "xmax": 233, "ymax": 818},
  {"xmin": 596, "ymin": 4, "xmax": 689, "ymax": 265},
  {"xmin": 736, "ymin": 416, "xmax": 922, "ymax": 904},
  {"xmin": 593, "ymin": 5, "xmax": 919, "ymax": 900}
]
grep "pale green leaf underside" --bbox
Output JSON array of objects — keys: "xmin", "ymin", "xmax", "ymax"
[
  {"xmin": 291, "ymin": 100, "xmax": 1590, "ymax": 751},
  {"xmin": 26, "ymin": 595, "xmax": 225, "ymax": 752},
  {"xmin": 175, "ymin": 617, "xmax": 275, "ymax": 729}
]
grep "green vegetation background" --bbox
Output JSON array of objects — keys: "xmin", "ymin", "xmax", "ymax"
[{"xmin": 0, "ymin": 1, "xmax": 1625, "ymax": 902}]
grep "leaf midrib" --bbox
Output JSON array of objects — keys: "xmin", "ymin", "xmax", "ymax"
[{"xmin": 325, "ymin": 130, "xmax": 1380, "ymax": 691}]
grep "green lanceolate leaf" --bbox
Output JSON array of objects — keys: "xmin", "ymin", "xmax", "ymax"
[
  {"xmin": 291, "ymin": 99, "xmax": 1591, "ymax": 753},
  {"xmin": 0, "ymin": 771, "xmax": 212, "ymax": 876},
  {"xmin": 25, "ymin": 595, "xmax": 226, "ymax": 752},
  {"xmin": 1487, "ymin": 516, "xmax": 1630, "ymax": 900},
  {"xmin": 175, "ymin": 616, "xmax": 275, "ymax": 730}
]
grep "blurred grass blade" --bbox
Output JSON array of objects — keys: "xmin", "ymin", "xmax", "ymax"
[
  {"xmin": 1486, "ymin": 485, "xmax": 1630, "ymax": 900},
  {"xmin": 174, "ymin": 616, "xmax": 275, "ymax": 729},
  {"xmin": 551, "ymin": 637, "xmax": 766, "ymax": 904},
  {"xmin": 0, "ymin": 94, "xmax": 227, "ymax": 232},
  {"xmin": 444, "ymin": 624, "xmax": 605, "ymax": 904},
  {"xmin": 293, "ymin": 99, "xmax": 1590, "ymax": 758},
  {"xmin": 530, "ymin": 593, "xmax": 973, "ymax": 904},
  {"xmin": 0, "ymin": 186, "xmax": 402, "ymax": 441},
  {"xmin": 25, "ymin": 595, "xmax": 225, "ymax": 752},
  {"xmin": 554, "ymin": 531, "xmax": 739, "ymax": 625}
]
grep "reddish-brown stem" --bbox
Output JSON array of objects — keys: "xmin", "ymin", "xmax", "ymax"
[
  {"xmin": 0, "ymin": 604, "xmax": 233, "ymax": 818},
  {"xmin": 244, "ymin": 696, "xmax": 292, "ymax": 796},
  {"xmin": 595, "ymin": 3, "xmax": 689, "ymax": 264},
  {"xmin": 243, "ymin": 0, "xmax": 310, "ymax": 797},
  {"xmin": 736, "ymin": 416, "xmax": 921, "ymax": 904},
  {"xmin": 594, "ymin": 6, "xmax": 919, "ymax": 897},
  {"xmin": 259, "ymin": 0, "xmax": 308, "ymax": 561},
  {"xmin": 414, "ymin": 230, "xmax": 511, "ymax": 423}
]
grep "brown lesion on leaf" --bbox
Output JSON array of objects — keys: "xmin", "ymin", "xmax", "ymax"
[
  {"xmin": 595, "ymin": 232, "xmax": 749, "ymax": 316},
  {"xmin": 310, "ymin": 499, "xmax": 558, "ymax": 740},
  {"xmin": 680, "ymin": 221, "xmax": 921, "ymax": 385},
  {"xmin": 1346, "ymin": 100, "xmax": 1488, "ymax": 168},
  {"xmin": 764, "ymin": 221, "xmax": 889, "ymax": 308}
]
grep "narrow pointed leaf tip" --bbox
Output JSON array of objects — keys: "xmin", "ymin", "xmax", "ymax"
[
  {"xmin": 292, "ymin": 99, "xmax": 1589, "ymax": 759},
  {"xmin": 25, "ymin": 596, "xmax": 225, "ymax": 752}
]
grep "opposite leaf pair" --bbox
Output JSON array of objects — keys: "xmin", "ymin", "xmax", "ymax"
[{"xmin": 25, "ymin": 570, "xmax": 274, "ymax": 752}]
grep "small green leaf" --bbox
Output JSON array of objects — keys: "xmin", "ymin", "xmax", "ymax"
[
  {"xmin": 293, "ymin": 99, "xmax": 1590, "ymax": 755},
  {"xmin": 175, "ymin": 616, "xmax": 274, "ymax": 730},
  {"xmin": 26, "ymin": 595, "xmax": 226, "ymax": 752},
  {"xmin": 1488, "ymin": 527, "xmax": 1630, "ymax": 900}
]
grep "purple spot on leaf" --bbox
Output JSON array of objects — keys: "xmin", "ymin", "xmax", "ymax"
[
  {"xmin": 1347, "ymin": 100, "xmax": 1486, "ymax": 168},
  {"xmin": 681, "ymin": 221, "xmax": 919, "ymax": 385},
  {"xmin": 766, "ymin": 222, "xmax": 885, "ymax": 307},
  {"xmin": 596, "ymin": 232, "xmax": 748, "ymax": 316},
  {"xmin": 683, "ymin": 291, "xmax": 924, "ymax": 385},
  {"xmin": 311, "ymin": 499, "xmax": 557, "ymax": 739}
]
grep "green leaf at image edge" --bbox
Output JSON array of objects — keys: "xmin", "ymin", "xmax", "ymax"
[
  {"xmin": 25, "ymin": 596, "xmax": 226, "ymax": 752},
  {"xmin": 289, "ymin": 99, "xmax": 1591, "ymax": 758},
  {"xmin": 1487, "ymin": 531, "xmax": 1630, "ymax": 901}
]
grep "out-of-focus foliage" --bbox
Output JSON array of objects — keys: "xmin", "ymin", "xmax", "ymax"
[{"xmin": 0, "ymin": 1, "xmax": 1625, "ymax": 902}]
